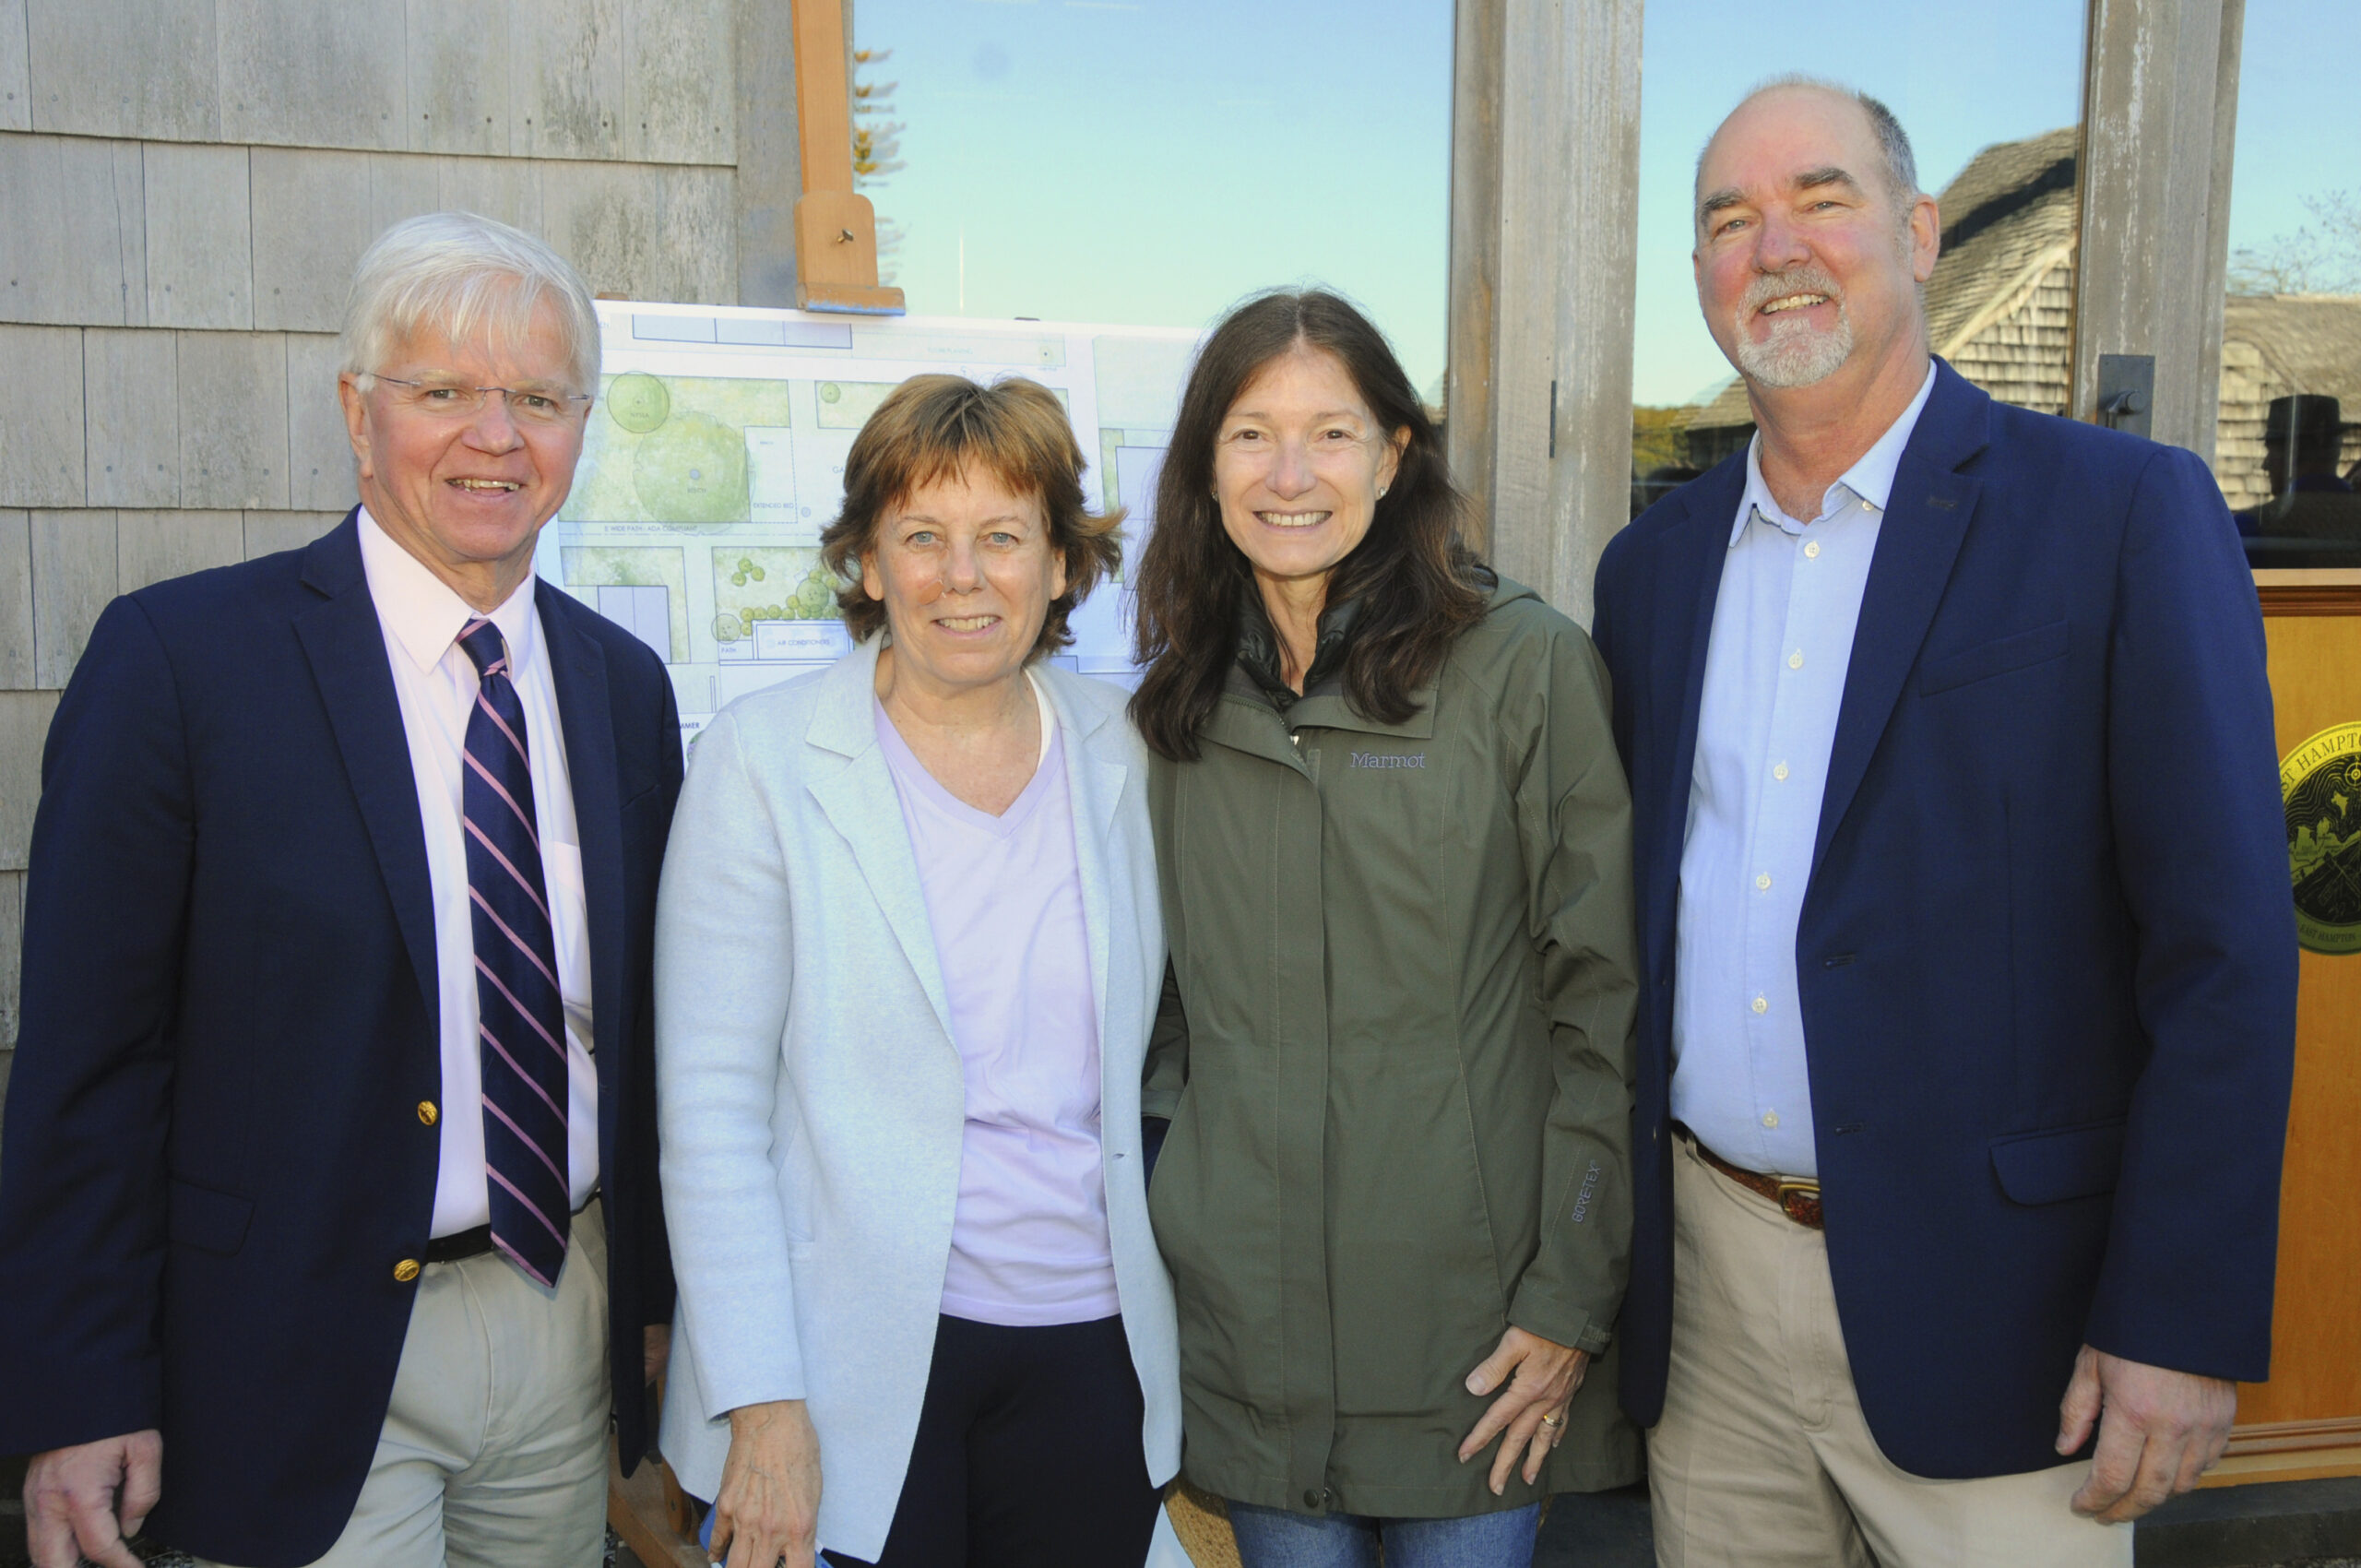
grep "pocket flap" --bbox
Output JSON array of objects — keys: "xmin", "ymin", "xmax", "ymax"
[
  {"xmin": 1989, "ymin": 1120, "xmax": 2125, "ymax": 1205},
  {"xmin": 1917, "ymin": 619, "xmax": 2070, "ymax": 695},
  {"xmin": 168, "ymin": 1177, "xmax": 255, "ymax": 1255}
]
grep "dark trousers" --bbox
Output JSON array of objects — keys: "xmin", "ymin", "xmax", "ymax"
[{"xmin": 825, "ymin": 1313, "xmax": 1161, "ymax": 1568}]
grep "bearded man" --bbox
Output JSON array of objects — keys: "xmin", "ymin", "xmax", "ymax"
[{"xmin": 1590, "ymin": 79, "xmax": 2296, "ymax": 1566}]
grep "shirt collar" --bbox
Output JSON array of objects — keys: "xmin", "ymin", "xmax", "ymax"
[
  {"xmin": 357, "ymin": 506, "xmax": 541, "ymax": 678},
  {"xmin": 1733, "ymin": 362, "xmax": 1940, "ymax": 544}
]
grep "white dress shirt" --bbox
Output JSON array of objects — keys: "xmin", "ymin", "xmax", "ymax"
[
  {"xmin": 359, "ymin": 510, "xmax": 599, "ymax": 1236},
  {"xmin": 1671, "ymin": 365, "xmax": 1936, "ymax": 1181}
]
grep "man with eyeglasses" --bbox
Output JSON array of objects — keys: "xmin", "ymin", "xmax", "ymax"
[{"xmin": 0, "ymin": 211, "xmax": 682, "ymax": 1568}]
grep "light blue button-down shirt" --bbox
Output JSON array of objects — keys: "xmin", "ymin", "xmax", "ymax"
[{"xmin": 1670, "ymin": 366, "xmax": 1936, "ymax": 1180}]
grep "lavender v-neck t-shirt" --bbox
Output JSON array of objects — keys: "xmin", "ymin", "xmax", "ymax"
[{"xmin": 875, "ymin": 683, "xmax": 1121, "ymax": 1326}]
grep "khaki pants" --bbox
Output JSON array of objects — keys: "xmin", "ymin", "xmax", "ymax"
[
  {"xmin": 1648, "ymin": 1138, "xmax": 2131, "ymax": 1568},
  {"xmin": 203, "ymin": 1202, "xmax": 612, "ymax": 1568}
]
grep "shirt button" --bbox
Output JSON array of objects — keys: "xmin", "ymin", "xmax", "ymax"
[
  {"xmin": 1304, "ymin": 1489, "xmax": 1325, "ymax": 1509},
  {"xmin": 1762, "ymin": 1111, "xmax": 1780, "ymax": 1128},
  {"xmin": 1774, "ymin": 763, "xmax": 1790, "ymax": 781},
  {"xmin": 1804, "ymin": 540, "xmax": 1821, "ymax": 559},
  {"xmin": 417, "ymin": 1100, "xmax": 438, "ymax": 1126},
  {"xmin": 1789, "ymin": 650, "xmax": 1805, "ymax": 670},
  {"xmin": 1756, "ymin": 873, "xmax": 1772, "ymax": 891},
  {"xmin": 1751, "ymin": 994, "xmax": 1769, "ymax": 1015},
  {"xmin": 394, "ymin": 1259, "xmax": 421, "ymax": 1283}
]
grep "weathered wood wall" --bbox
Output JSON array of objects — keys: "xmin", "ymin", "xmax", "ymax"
[{"xmin": 0, "ymin": 0, "xmax": 807, "ymax": 1118}]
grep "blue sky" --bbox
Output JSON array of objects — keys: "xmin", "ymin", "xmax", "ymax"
[
  {"xmin": 2230, "ymin": 1, "xmax": 2361, "ymax": 258},
  {"xmin": 855, "ymin": 0, "xmax": 1455, "ymax": 395},
  {"xmin": 856, "ymin": 1, "xmax": 2354, "ymax": 413}
]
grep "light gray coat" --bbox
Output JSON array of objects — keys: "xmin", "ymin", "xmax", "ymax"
[{"xmin": 654, "ymin": 638, "xmax": 1181, "ymax": 1561}]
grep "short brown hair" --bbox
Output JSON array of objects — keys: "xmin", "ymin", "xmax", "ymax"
[{"xmin": 819, "ymin": 374, "xmax": 1123, "ymax": 656}]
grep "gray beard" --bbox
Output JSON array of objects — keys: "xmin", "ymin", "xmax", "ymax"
[{"xmin": 1735, "ymin": 307, "xmax": 1856, "ymax": 388}]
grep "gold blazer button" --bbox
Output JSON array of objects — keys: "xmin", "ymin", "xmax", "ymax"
[{"xmin": 394, "ymin": 1259, "xmax": 421, "ymax": 1283}]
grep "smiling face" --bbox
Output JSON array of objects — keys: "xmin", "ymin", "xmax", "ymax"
[
  {"xmin": 861, "ymin": 468, "xmax": 1067, "ymax": 698},
  {"xmin": 1213, "ymin": 345, "xmax": 1407, "ymax": 604},
  {"xmin": 339, "ymin": 300, "xmax": 587, "ymax": 605},
  {"xmin": 1692, "ymin": 86, "xmax": 1939, "ymax": 397}
]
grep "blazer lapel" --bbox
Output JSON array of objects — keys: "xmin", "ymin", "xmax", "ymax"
[
  {"xmin": 1812, "ymin": 364, "xmax": 1993, "ymax": 875},
  {"xmin": 539, "ymin": 588, "xmax": 624, "ymax": 1112},
  {"xmin": 1047, "ymin": 675, "xmax": 1126, "ymax": 1075},
  {"xmin": 291, "ymin": 512, "xmax": 441, "ymax": 1028},
  {"xmin": 1650, "ymin": 466, "xmax": 1746, "ymax": 959},
  {"xmin": 804, "ymin": 641, "xmax": 957, "ymax": 1043}
]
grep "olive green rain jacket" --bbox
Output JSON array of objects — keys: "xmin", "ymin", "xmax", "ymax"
[{"xmin": 1144, "ymin": 578, "xmax": 1643, "ymax": 1522}]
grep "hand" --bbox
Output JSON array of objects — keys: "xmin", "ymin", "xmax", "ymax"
[
  {"xmin": 1457, "ymin": 1327, "xmax": 1589, "ymax": 1496},
  {"xmin": 24, "ymin": 1431, "xmax": 163, "ymax": 1568},
  {"xmin": 710, "ymin": 1399, "xmax": 823, "ymax": 1568},
  {"xmin": 2056, "ymin": 1344, "xmax": 2236, "ymax": 1523},
  {"xmin": 645, "ymin": 1324, "xmax": 672, "ymax": 1386}
]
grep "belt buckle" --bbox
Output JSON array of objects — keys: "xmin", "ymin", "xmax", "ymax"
[{"xmin": 1774, "ymin": 1178, "xmax": 1822, "ymax": 1225}]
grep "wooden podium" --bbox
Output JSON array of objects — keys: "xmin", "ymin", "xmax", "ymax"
[{"xmin": 2205, "ymin": 570, "xmax": 2361, "ymax": 1486}]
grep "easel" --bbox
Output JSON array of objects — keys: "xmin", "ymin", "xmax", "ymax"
[{"xmin": 788, "ymin": 0, "xmax": 906, "ymax": 315}]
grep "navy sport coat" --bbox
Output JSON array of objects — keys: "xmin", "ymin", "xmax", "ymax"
[
  {"xmin": 0, "ymin": 513, "xmax": 682, "ymax": 1565},
  {"xmin": 1592, "ymin": 361, "xmax": 2298, "ymax": 1479}
]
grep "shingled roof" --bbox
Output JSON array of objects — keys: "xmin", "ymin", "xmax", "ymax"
[
  {"xmin": 2222, "ymin": 293, "xmax": 2361, "ymax": 404},
  {"xmin": 2215, "ymin": 291, "xmax": 2361, "ymax": 508}
]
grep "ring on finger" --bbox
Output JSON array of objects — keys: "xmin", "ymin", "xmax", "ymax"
[{"xmin": 1539, "ymin": 1411, "xmax": 1564, "ymax": 1428}]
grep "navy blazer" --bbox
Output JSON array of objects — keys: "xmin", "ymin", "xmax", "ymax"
[
  {"xmin": 1592, "ymin": 362, "xmax": 2297, "ymax": 1479},
  {"xmin": 0, "ymin": 513, "xmax": 682, "ymax": 1565}
]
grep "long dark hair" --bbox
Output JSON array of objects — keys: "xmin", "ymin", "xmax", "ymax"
[{"xmin": 1129, "ymin": 290, "xmax": 1491, "ymax": 762}]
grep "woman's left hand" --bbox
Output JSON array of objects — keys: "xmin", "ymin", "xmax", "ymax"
[
  {"xmin": 1458, "ymin": 1327, "xmax": 1589, "ymax": 1495},
  {"xmin": 645, "ymin": 1324, "xmax": 671, "ymax": 1386}
]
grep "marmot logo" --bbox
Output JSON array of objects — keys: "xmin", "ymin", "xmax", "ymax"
[{"xmin": 1350, "ymin": 751, "xmax": 1426, "ymax": 769}]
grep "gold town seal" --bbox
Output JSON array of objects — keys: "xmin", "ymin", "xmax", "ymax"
[{"xmin": 2283, "ymin": 720, "xmax": 2361, "ymax": 956}]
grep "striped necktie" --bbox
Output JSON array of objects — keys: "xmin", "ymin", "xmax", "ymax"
[{"xmin": 457, "ymin": 615, "xmax": 571, "ymax": 1287}]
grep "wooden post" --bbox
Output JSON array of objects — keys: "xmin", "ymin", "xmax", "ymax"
[
  {"xmin": 2070, "ymin": 0, "xmax": 2243, "ymax": 458},
  {"xmin": 1445, "ymin": 0, "xmax": 1644, "ymax": 624},
  {"xmin": 788, "ymin": 0, "xmax": 905, "ymax": 315},
  {"xmin": 736, "ymin": 0, "xmax": 804, "ymax": 307}
]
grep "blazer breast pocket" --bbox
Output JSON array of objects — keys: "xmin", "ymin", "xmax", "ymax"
[
  {"xmin": 1916, "ymin": 619, "xmax": 2070, "ymax": 697},
  {"xmin": 169, "ymin": 1176, "xmax": 255, "ymax": 1255}
]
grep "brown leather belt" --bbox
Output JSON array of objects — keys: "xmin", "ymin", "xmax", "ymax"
[{"xmin": 1676, "ymin": 1123, "xmax": 1824, "ymax": 1229}]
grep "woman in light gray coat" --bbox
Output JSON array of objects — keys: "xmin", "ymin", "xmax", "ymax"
[{"xmin": 654, "ymin": 374, "xmax": 1180, "ymax": 1568}]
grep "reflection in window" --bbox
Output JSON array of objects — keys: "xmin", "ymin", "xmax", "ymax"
[
  {"xmin": 2219, "ymin": 1, "xmax": 2361, "ymax": 569},
  {"xmin": 848, "ymin": 1, "xmax": 1454, "ymax": 398},
  {"xmin": 1628, "ymin": 3, "xmax": 2084, "ymax": 517}
]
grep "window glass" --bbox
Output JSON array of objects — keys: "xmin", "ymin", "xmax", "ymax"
[
  {"xmin": 850, "ymin": 1, "xmax": 1454, "ymax": 399},
  {"xmin": 2218, "ymin": 0, "xmax": 2361, "ymax": 569},
  {"xmin": 1629, "ymin": 3, "xmax": 2087, "ymax": 516}
]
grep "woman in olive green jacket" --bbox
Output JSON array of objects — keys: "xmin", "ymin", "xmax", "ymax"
[{"xmin": 1129, "ymin": 291, "xmax": 1641, "ymax": 1567}]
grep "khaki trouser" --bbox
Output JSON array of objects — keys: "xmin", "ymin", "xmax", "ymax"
[
  {"xmin": 1647, "ymin": 1138, "xmax": 2132, "ymax": 1568},
  {"xmin": 201, "ymin": 1201, "xmax": 612, "ymax": 1568}
]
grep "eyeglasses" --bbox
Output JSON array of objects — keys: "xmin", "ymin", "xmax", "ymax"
[{"xmin": 370, "ymin": 375, "xmax": 592, "ymax": 427}]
